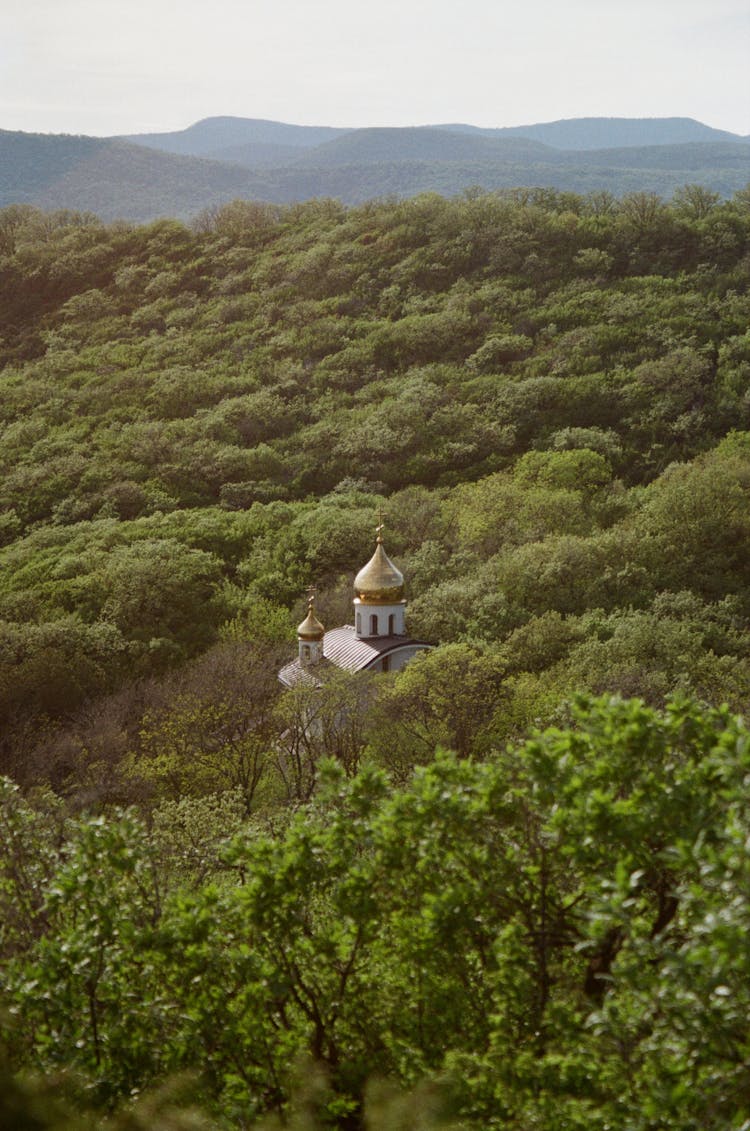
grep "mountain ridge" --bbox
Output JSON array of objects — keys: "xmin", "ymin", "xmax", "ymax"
[
  {"xmin": 124, "ymin": 114, "xmax": 749, "ymax": 156},
  {"xmin": 285, "ymin": 127, "xmax": 558, "ymax": 168},
  {"xmin": 122, "ymin": 115, "xmax": 348, "ymax": 160},
  {"xmin": 1, "ymin": 116, "xmax": 748, "ymax": 222},
  {"xmin": 430, "ymin": 116, "xmax": 748, "ymax": 149}
]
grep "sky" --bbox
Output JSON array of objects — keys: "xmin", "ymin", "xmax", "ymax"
[{"xmin": 2, "ymin": 0, "xmax": 749, "ymax": 137}]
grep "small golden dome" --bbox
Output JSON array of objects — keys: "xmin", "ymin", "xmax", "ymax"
[
  {"xmin": 354, "ymin": 534, "xmax": 405, "ymax": 604},
  {"xmin": 297, "ymin": 597, "xmax": 324, "ymax": 640}
]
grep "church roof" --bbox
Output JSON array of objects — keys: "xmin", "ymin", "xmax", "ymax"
[
  {"xmin": 325, "ymin": 625, "xmax": 418, "ymax": 669},
  {"xmin": 278, "ymin": 625, "xmax": 430, "ymax": 688},
  {"xmin": 278, "ymin": 657, "xmax": 332, "ymax": 688}
]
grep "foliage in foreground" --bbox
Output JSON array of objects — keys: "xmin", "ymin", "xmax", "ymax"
[{"xmin": 3, "ymin": 697, "xmax": 750, "ymax": 1129}]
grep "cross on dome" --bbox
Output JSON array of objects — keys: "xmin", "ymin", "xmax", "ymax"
[
  {"xmin": 297, "ymin": 585, "xmax": 325, "ymax": 641},
  {"xmin": 354, "ymin": 511, "xmax": 404, "ymax": 604}
]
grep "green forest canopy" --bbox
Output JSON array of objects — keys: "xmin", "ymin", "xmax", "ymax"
[{"xmin": 1, "ymin": 185, "xmax": 750, "ymax": 1127}]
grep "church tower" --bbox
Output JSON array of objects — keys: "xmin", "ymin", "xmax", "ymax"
[
  {"xmin": 296, "ymin": 589, "xmax": 325, "ymax": 667},
  {"xmin": 353, "ymin": 516, "xmax": 406, "ymax": 639},
  {"xmin": 278, "ymin": 512, "xmax": 431, "ymax": 688}
]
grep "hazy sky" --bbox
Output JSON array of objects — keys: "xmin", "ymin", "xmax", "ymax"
[{"xmin": 3, "ymin": 0, "xmax": 749, "ymax": 136}]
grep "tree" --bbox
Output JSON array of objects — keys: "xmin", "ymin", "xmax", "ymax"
[
  {"xmin": 94, "ymin": 539, "xmax": 227, "ymax": 660},
  {"xmin": 672, "ymin": 184, "xmax": 720, "ymax": 220},
  {"xmin": 513, "ymin": 447, "xmax": 612, "ymax": 495},
  {"xmin": 371, "ymin": 643, "xmax": 507, "ymax": 768},
  {"xmin": 274, "ymin": 670, "xmax": 376, "ymax": 803},
  {"xmin": 3, "ymin": 808, "xmax": 168, "ymax": 1105},
  {"xmin": 5, "ymin": 698, "xmax": 750, "ymax": 1128},
  {"xmin": 127, "ymin": 642, "xmax": 282, "ymax": 814}
]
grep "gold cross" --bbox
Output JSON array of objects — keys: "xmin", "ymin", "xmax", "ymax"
[
  {"xmin": 306, "ymin": 584, "xmax": 317, "ymax": 606},
  {"xmin": 376, "ymin": 507, "xmax": 385, "ymax": 542}
]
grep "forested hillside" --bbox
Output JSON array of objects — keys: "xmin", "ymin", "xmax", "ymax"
[
  {"xmin": 2, "ymin": 185, "xmax": 750, "ymax": 1128},
  {"xmin": 3, "ymin": 119, "xmax": 748, "ymax": 220}
]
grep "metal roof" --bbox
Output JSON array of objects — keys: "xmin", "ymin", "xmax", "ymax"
[
  {"xmin": 278, "ymin": 625, "xmax": 431, "ymax": 687},
  {"xmin": 278, "ymin": 657, "xmax": 331, "ymax": 689},
  {"xmin": 324, "ymin": 625, "xmax": 428, "ymax": 670}
]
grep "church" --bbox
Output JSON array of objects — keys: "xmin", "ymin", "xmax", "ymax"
[{"xmin": 278, "ymin": 518, "xmax": 432, "ymax": 688}]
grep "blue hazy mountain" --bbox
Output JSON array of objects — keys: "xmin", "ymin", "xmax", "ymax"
[
  {"xmin": 122, "ymin": 116, "xmax": 347, "ymax": 159},
  {"xmin": 433, "ymin": 116, "xmax": 747, "ymax": 150},
  {"xmin": 285, "ymin": 127, "xmax": 558, "ymax": 167},
  {"xmin": 1, "ymin": 117, "xmax": 748, "ymax": 221}
]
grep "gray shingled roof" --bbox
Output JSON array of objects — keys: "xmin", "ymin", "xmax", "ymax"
[{"xmin": 278, "ymin": 625, "xmax": 430, "ymax": 688}]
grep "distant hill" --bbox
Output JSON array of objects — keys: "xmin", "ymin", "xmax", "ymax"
[
  {"xmin": 0, "ymin": 130, "xmax": 107, "ymax": 199},
  {"xmin": 286, "ymin": 127, "xmax": 556, "ymax": 167},
  {"xmin": 563, "ymin": 141, "xmax": 750, "ymax": 172},
  {"xmin": 0, "ymin": 134, "xmax": 269, "ymax": 221},
  {"xmin": 436, "ymin": 116, "xmax": 748, "ymax": 149},
  {"xmin": 123, "ymin": 116, "xmax": 347, "ymax": 159},
  {"xmin": 1, "ymin": 117, "xmax": 748, "ymax": 222},
  {"xmin": 205, "ymin": 141, "xmax": 311, "ymax": 168},
  {"xmin": 126, "ymin": 115, "xmax": 750, "ymax": 160},
  {"xmin": 263, "ymin": 152, "xmax": 750, "ymax": 207}
]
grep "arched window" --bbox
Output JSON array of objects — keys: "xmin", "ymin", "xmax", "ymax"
[
  {"xmin": 388, "ymin": 613, "xmax": 395, "ymax": 635},
  {"xmin": 356, "ymin": 612, "xmax": 361, "ymax": 634},
  {"xmin": 370, "ymin": 613, "xmax": 379, "ymax": 636},
  {"xmin": 302, "ymin": 645, "xmax": 310, "ymax": 663}
]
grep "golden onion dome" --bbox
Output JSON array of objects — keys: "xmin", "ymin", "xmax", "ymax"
[
  {"xmin": 354, "ymin": 533, "xmax": 405, "ymax": 604},
  {"xmin": 297, "ymin": 597, "xmax": 325, "ymax": 640}
]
